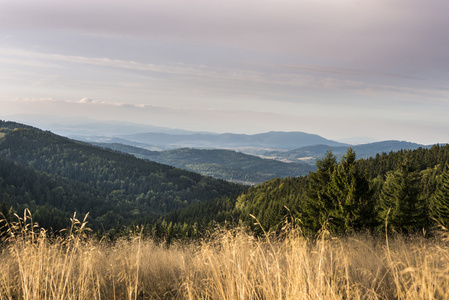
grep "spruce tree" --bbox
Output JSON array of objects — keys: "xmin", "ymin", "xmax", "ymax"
[
  {"xmin": 328, "ymin": 148, "xmax": 373, "ymax": 233},
  {"xmin": 302, "ymin": 149, "xmax": 373, "ymax": 234},
  {"xmin": 301, "ymin": 151, "xmax": 337, "ymax": 234},
  {"xmin": 431, "ymin": 164, "xmax": 449, "ymax": 226},
  {"xmin": 378, "ymin": 159, "xmax": 426, "ymax": 233}
]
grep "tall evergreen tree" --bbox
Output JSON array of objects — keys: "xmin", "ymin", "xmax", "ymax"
[
  {"xmin": 431, "ymin": 164, "xmax": 449, "ymax": 226},
  {"xmin": 301, "ymin": 151, "xmax": 337, "ymax": 234},
  {"xmin": 302, "ymin": 149, "xmax": 373, "ymax": 234},
  {"xmin": 328, "ymin": 148, "xmax": 374, "ymax": 233},
  {"xmin": 378, "ymin": 158, "xmax": 426, "ymax": 233}
]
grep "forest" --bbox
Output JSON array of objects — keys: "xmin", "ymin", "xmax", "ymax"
[
  {"xmin": 142, "ymin": 144, "xmax": 449, "ymax": 239},
  {"xmin": 0, "ymin": 121, "xmax": 245, "ymax": 232},
  {"xmin": 1, "ymin": 120, "xmax": 449, "ymax": 239},
  {"xmin": 93, "ymin": 142, "xmax": 315, "ymax": 185},
  {"xmin": 2, "ymin": 121, "xmax": 449, "ymax": 299}
]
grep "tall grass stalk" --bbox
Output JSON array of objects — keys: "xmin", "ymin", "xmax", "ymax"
[{"xmin": 1, "ymin": 211, "xmax": 449, "ymax": 299}]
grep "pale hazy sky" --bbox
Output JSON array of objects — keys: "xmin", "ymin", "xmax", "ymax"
[{"xmin": 1, "ymin": 0, "xmax": 449, "ymax": 144}]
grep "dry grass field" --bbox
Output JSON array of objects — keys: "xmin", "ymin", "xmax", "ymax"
[{"xmin": 1, "ymin": 211, "xmax": 449, "ymax": 299}]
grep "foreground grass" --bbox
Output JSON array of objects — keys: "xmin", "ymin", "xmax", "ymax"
[{"xmin": 1, "ymin": 213, "xmax": 449, "ymax": 299}]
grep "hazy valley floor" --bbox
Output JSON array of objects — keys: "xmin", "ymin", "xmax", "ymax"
[{"xmin": 1, "ymin": 214, "xmax": 449, "ymax": 299}]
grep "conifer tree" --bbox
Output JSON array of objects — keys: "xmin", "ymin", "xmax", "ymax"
[
  {"xmin": 431, "ymin": 164, "xmax": 449, "ymax": 226},
  {"xmin": 378, "ymin": 158, "xmax": 426, "ymax": 233},
  {"xmin": 302, "ymin": 149, "xmax": 373, "ymax": 234},
  {"xmin": 301, "ymin": 151, "xmax": 337, "ymax": 234},
  {"xmin": 328, "ymin": 148, "xmax": 373, "ymax": 233}
]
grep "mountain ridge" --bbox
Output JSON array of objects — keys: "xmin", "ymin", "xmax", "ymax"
[
  {"xmin": 120, "ymin": 130, "xmax": 348, "ymax": 150},
  {"xmin": 93, "ymin": 142, "xmax": 315, "ymax": 185}
]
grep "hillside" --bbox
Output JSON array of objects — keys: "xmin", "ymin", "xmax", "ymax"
[
  {"xmin": 93, "ymin": 143, "xmax": 315, "ymax": 185},
  {"xmin": 160, "ymin": 144, "xmax": 449, "ymax": 237},
  {"xmin": 0, "ymin": 121, "xmax": 246, "ymax": 230},
  {"xmin": 0, "ymin": 155, "xmax": 104, "ymax": 229}
]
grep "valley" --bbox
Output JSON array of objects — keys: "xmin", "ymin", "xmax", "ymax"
[{"xmin": 1, "ymin": 119, "xmax": 448, "ymax": 236}]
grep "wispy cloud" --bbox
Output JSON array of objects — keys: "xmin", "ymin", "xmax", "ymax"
[
  {"xmin": 13, "ymin": 97, "xmax": 160, "ymax": 109},
  {"xmin": 1, "ymin": 0, "xmax": 449, "ymax": 143},
  {"xmin": 276, "ymin": 64, "xmax": 425, "ymax": 81},
  {"xmin": 4, "ymin": 46, "xmax": 448, "ymax": 109}
]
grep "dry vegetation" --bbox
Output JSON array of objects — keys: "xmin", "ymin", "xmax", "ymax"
[{"xmin": 1, "ymin": 211, "xmax": 449, "ymax": 299}]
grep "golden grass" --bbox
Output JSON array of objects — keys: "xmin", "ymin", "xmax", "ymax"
[{"xmin": 1, "ymin": 211, "xmax": 449, "ymax": 299}]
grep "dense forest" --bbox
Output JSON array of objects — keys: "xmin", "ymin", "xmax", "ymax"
[
  {"xmin": 1, "ymin": 120, "xmax": 449, "ymax": 239},
  {"xmin": 0, "ymin": 121, "xmax": 246, "ymax": 232},
  {"xmin": 158, "ymin": 145, "xmax": 449, "ymax": 238},
  {"xmin": 93, "ymin": 142, "xmax": 315, "ymax": 185}
]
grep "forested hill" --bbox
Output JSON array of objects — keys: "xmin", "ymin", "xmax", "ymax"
[
  {"xmin": 357, "ymin": 144, "xmax": 449, "ymax": 179},
  {"xmin": 157, "ymin": 144, "xmax": 449, "ymax": 238},
  {"xmin": 93, "ymin": 143, "xmax": 315, "ymax": 185},
  {"xmin": 231, "ymin": 144, "xmax": 449, "ymax": 235},
  {"xmin": 0, "ymin": 121, "xmax": 246, "ymax": 230}
]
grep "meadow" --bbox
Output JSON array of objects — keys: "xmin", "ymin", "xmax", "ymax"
[{"xmin": 1, "ymin": 211, "xmax": 448, "ymax": 299}]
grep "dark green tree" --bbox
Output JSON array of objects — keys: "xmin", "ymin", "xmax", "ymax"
[
  {"xmin": 301, "ymin": 151, "xmax": 338, "ymax": 234},
  {"xmin": 302, "ymin": 149, "xmax": 374, "ymax": 235},
  {"xmin": 378, "ymin": 159, "xmax": 426, "ymax": 233},
  {"xmin": 327, "ymin": 148, "xmax": 374, "ymax": 233},
  {"xmin": 431, "ymin": 164, "xmax": 449, "ymax": 226}
]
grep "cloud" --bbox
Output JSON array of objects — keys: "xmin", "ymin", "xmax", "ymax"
[
  {"xmin": 73, "ymin": 98, "xmax": 164, "ymax": 110},
  {"xmin": 3, "ymin": 46, "xmax": 448, "ymax": 111},
  {"xmin": 276, "ymin": 64, "xmax": 425, "ymax": 81},
  {"xmin": 12, "ymin": 97, "xmax": 58, "ymax": 103},
  {"xmin": 1, "ymin": 0, "xmax": 448, "ymax": 144},
  {"xmin": 2, "ymin": 0, "xmax": 449, "ymax": 72},
  {"xmin": 79, "ymin": 97, "xmax": 92, "ymax": 104}
]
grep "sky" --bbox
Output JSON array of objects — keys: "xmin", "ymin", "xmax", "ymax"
[{"xmin": 1, "ymin": 0, "xmax": 449, "ymax": 144}]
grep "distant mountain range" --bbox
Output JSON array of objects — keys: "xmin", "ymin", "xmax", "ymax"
[
  {"xmin": 118, "ymin": 131, "xmax": 347, "ymax": 151},
  {"xmin": 3, "ymin": 116, "xmax": 435, "ymax": 171}
]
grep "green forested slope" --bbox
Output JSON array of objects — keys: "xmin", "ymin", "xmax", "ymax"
[
  {"xmin": 0, "ymin": 121, "xmax": 246, "ymax": 230},
  {"xmin": 94, "ymin": 143, "xmax": 315, "ymax": 184},
  {"xmin": 164, "ymin": 145, "xmax": 449, "ymax": 237},
  {"xmin": 0, "ymin": 155, "xmax": 106, "ymax": 230},
  {"xmin": 356, "ymin": 144, "xmax": 449, "ymax": 179}
]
